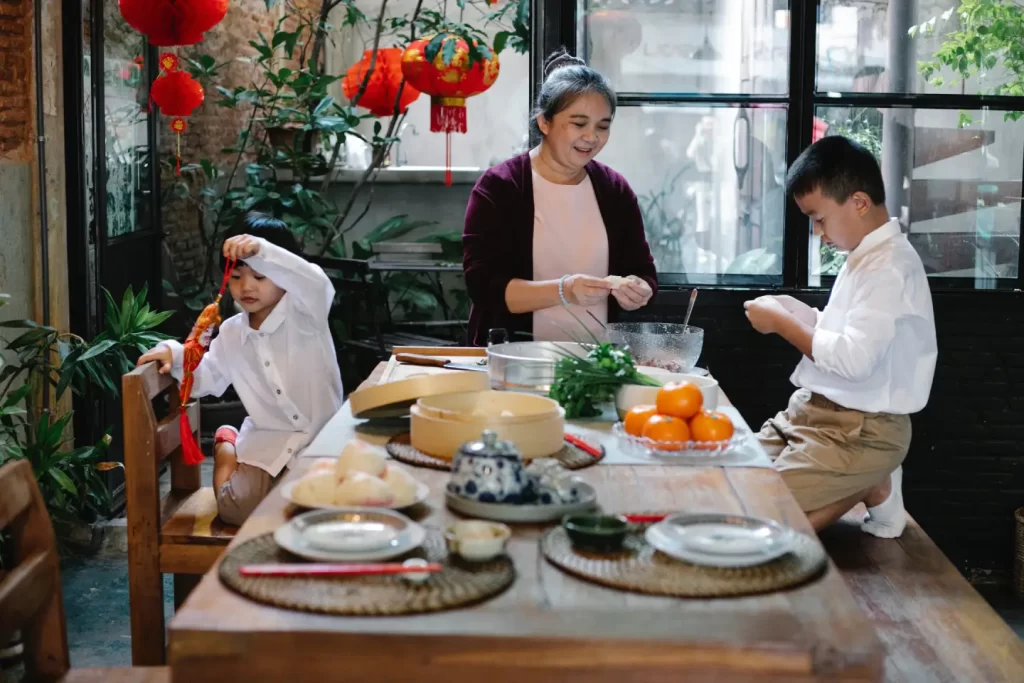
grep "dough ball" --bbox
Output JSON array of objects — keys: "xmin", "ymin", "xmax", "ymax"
[
  {"xmin": 334, "ymin": 472, "xmax": 395, "ymax": 507},
  {"xmin": 336, "ymin": 439, "xmax": 387, "ymax": 480}
]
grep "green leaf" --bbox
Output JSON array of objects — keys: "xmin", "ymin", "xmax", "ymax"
[
  {"xmin": 493, "ymin": 31, "xmax": 511, "ymax": 54},
  {"xmin": 3, "ymin": 384, "xmax": 31, "ymax": 409},
  {"xmin": 424, "ymin": 34, "xmax": 445, "ymax": 64},
  {"xmin": 49, "ymin": 468, "xmax": 77, "ymax": 495},
  {"xmin": 78, "ymin": 339, "xmax": 117, "ymax": 362},
  {"xmin": 441, "ymin": 37, "xmax": 457, "ymax": 66}
]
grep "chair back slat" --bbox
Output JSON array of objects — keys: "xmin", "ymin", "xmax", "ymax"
[{"xmin": 0, "ymin": 460, "xmax": 70, "ymax": 678}]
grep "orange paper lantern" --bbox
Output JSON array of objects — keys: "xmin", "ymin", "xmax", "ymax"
[
  {"xmin": 401, "ymin": 34, "xmax": 500, "ymax": 185},
  {"xmin": 118, "ymin": 0, "xmax": 228, "ymax": 47},
  {"xmin": 150, "ymin": 54, "xmax": 205, "ymax": 174},
  {"xmin": 343, "ymin": 47, "xmax": 421, "ymax": 117}
]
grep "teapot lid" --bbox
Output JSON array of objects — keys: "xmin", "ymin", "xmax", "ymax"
[{"xmin": 459, "ymin": 429, "xmax": 520, "ymax": 458}]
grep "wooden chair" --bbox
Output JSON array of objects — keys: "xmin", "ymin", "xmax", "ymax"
[
  {"xmin": 0, "ymin": 459, "xmax": 168, "ymax": 682},
  {"xmin": 122, "ymin": 363, "xmax": 237, "ymax": 666}
]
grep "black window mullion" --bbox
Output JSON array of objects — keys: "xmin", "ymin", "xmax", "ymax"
[
  {"xmin": 812, "ymin": 92, "xmax": 1024, "ymax": 111},
  {"xmin": 617, "ymin": 93, "xmax": 789, "ymax": 107},
  {"xmin": 785, "ymin": 0, "xmax": 819, "ymax": 289}
]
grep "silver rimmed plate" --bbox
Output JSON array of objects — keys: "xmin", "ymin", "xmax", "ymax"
[
  {"xmin": 645, "ymin": 513, "xmax": 796, "ymax": 568},
  {"xmin": 273, "ymin": 507, "xmax": 426, "ymax": 562},
  {"xmin": 279, "ymin": 479, "xmax": 430, "ymax": 511},
  {"xmin": 445, "ymin": 482, "xmax": 598, "ymax": 523}
]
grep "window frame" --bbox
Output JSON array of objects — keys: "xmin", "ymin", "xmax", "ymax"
[{"xmin": 538, "ymin": 0, "xmax": 1024, "ymax": 291}]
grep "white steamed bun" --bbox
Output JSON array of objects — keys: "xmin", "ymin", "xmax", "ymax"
[
  {"xmin": 291, "ymin": 471, "xmax": 337, "ymax": 507},
  {"xmin": 336, "ymin": 439, "xmax": 388, "ymax": 480},
  {"xmin": 383, "ymin": 464, "xmax": 419, "ymax": 507},
  {"xmin": 334, "ymin": 472, "xmax": 395, "ymax": 507}
]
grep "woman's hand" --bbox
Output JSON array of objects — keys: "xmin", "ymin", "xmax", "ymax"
[
  {"xmin": 223, "ymin": 234, "xmax": 261, "ymax": 261},
  {"xmin": 611, "ymin": 276, "xmax": 653, "ymax": 311},
  {"xmin": 565, "ymin": 275, "xmax": 613, "ymax": 307}
]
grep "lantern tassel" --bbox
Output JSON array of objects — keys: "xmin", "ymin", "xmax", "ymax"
[
  {"xmin": 180, "ymin": 408, "xmax": 204, "ymax": 466},
  {"xmin": 445, "ymin": 134, "xmax": 452, "ymax": 187},
  {"xmin": 176, "ymin": 132, "xmax": 182, "ymax": 176}
]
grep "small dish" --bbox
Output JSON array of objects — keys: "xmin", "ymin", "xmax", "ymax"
[
  {"xmin": 562, "ymin": 514, "xmax": 629, "ymax": 552},
  {"xmin": 274, "ymin": 508, "xmax": 426, "ymax": 563},
  {"xmin": 444, "ymin": 520, "xmax": 511, "ymax": 562},
  {"xmin": 444, "ymin": 481, "xmax": 598, "ymax": 523},
  {"xmin": 400, "ymin": 558, "xmax": 433, "ymax": 584},
  {"xmin": 301, "ymin": 519, "xmax": 399, "ymax": 553},
  {"xmin": 645, "ymin": 513, "xmax": 796, "ymax": 568}
]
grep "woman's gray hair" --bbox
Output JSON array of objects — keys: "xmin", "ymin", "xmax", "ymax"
[{"xmin": 530, "ymin": 49, "xmax": 617, "ymax": 142}]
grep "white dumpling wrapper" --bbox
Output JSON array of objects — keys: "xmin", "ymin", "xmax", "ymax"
[
  {"xmin": 383, "ymin": 464, "xmax": 420, "ymax": 507},
  {"xmin": 292, "ymin": 472, "xmax": 337, "ymax": 507},
  {"xmin": 336, "ymin": 439, "xmax": 387, "ymax": 480},
  {"xmin": 334, "ymin": 472, "xmax": 395, "ymax": 507}
]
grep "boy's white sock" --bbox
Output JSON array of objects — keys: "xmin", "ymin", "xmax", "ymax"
[{"xmin": 861, "ymin": 466, "xmax": 905, "ymax": 539}]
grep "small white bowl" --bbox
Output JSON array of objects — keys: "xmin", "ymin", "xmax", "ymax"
[
  {"xmin": 616, "ymin": 371, "xmax": 720, "ymax": 419},
  {"xmin": 444, "ymin": 520, "xmax": 511, "ymax": 562}
]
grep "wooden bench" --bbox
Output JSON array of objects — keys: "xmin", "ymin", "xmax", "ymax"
[
  {"xmin": 821, "ymin": 507, "xmax": 1024, "ymax": 682},
  {"xmin": 123, "ymin": 363, "xmax": 238, "ymax": 666},
  {"xmin": 0, "ymin": 459, "xmax": 168, "ymax": 682}
]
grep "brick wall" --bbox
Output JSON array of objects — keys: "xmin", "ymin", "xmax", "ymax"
[
  {"xmin": 159, "ymin": 0, "xmax": 285, "ymax": 284},
  {"xmin": 636, "ymin": 287, "xmax": 1024, "ymax": 579},
  {"xmin": 0, "ymin": 0, "xmax": 30, "ymax": 158}
]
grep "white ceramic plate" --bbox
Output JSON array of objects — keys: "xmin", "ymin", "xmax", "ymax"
[
  {"xmin": 445, "ymin": 482, "xmax": 598, "ymax": 523},
  {"xmin": 279, "ymin": 479, "xmax": 430, "ymax": 512},
  {"xmin": 274, "ymin": 508, "xmax": 426, "ymax": 562},
  {"xmin": 645, "ymin": 513, "xmax": 796, "ymax": 568}
]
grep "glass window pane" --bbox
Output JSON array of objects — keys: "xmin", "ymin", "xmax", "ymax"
[
  {"xmin": 818, "ymin": 1, "xmax": 1024, "ymax": 96},
  {"xmin": 809, "ymin": 107, "xmax": 1022, "ymax": 287},
  {"xmin": 600, "ymin": 105, "xmax": 788, "ymax": 280},
  {"xmin": 579, "ymin": 1, "xmax": 791, "ymax": 96}
]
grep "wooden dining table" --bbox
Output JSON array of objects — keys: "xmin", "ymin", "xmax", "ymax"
[{"xmin": 167, "ymin": 358, "xmax": 885, "ymax": 683}]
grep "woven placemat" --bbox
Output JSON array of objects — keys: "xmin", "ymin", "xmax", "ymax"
[
  {"xmin": 219, "ymin": 531, "xmax": 515, "ymax": 615},
  {"xmin": 541, "ymin": 526, "xmax": 827, "ymax": 598},
  {"xmin": 386, "ymin": 433, "xmax": 604, "ymax": 471}
]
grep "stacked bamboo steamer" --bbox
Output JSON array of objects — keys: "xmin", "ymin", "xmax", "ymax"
[
  {"xmin": 348, "ymin": 367, "xmax": 565, "ymax": 460},
  {"xmin": 411, "ymin": 391, "xmax": 565, "ymax": 460}
]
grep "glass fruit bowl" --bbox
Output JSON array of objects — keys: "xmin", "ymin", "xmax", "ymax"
[{"xmin": 612, "ymin": 422, "xmax": 750, "ymax": 459}]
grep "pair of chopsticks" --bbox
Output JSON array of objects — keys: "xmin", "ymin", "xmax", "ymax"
[
  {"xmin": 239, "ymin": 563, "xmax": 442, "ymax": 577},
  {"xmin": 564, "ymin": 433, "xmax": 602, "ymax": 458}
]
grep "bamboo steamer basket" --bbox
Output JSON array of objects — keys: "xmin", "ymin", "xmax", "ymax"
[
  {"xmin": 349, "ymin": 371, "xmax": 489, "ymax": 419},
  {"xmin": 410, "ymin": 390, "xmax": 565, "ymax": 461}
]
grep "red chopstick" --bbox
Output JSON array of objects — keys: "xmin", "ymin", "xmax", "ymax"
[
  {"xmin": 239, "ymin": 563, "xmax": 443, "ymax": 577},
  {"xmin": 564, "ymin": 433, "xmax": 602, "ymax": 458},
  {"xmin": 623, "ymin": 514, "xmax": 667, "ymax": 524}
]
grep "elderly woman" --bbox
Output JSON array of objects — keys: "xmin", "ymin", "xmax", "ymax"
[{"xmin": 462, "ymin": 50, "xmax": 657, "ymax": 346}]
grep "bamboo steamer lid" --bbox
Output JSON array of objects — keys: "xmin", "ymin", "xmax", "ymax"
[{"xmin": 349, "ymin": 370, "xmax": 490, "ymax": 419}]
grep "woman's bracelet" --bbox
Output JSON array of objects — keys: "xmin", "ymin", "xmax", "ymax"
[{"xmin": 558, "ymin": 274, "xmax": 571, "ymax": 307}]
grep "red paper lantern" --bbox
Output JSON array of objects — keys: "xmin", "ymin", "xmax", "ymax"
[
  {"xmin": 401, "ymin": 35, "xmax": 500, "ymax": 185},
  {"xmin": 342, "ymin": 48, "xmax": 421, "ymax": 117},
  {"xmin": 150, "ymin": 54, "xmax": 205, "ymax": 174},
  {"xmin": 119, "ymin": 0, "xmax": 228, "ymax": 47}
]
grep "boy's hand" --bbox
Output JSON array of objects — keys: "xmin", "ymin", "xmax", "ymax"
[
  {"xmin": 743, "ymin": 296, "xmax": 790, "ymax": 335},
  {"xmin": 137, "ymin": 346, "xmax": 173, "ymax": 374},
  {"xmin": 773, "ymin": 294, "xmax": 817, "ymax": 327},
  {"xmin": 223, "ymin": 234, "xmax": 261, "ymax": 261}
]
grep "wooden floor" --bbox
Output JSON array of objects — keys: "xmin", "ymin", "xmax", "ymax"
[{"xmin": 820, "ymin": 508, "xmax": 1024, "ymax": 683}]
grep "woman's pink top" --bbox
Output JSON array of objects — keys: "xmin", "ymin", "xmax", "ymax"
[{"xmin": 531, "ymin": 171, "xmax": 609, "ymax": 342}]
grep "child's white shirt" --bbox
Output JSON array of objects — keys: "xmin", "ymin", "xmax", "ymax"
[
  {"xmin": 791, "ymin": 219, "xmax": 937, "ymax": 414},
  {"xmin": 163, "ymin": 238, "xmax": 344, "ymax": 476}
]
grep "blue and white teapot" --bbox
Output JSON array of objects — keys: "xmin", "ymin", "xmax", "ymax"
[{"xmin": 448, "ymin": 429, "xmax": 534, "ymax": 504}]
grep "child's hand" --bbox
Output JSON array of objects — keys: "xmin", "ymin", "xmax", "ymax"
[
  {"xmin": 743, "ymin": 296, "xmax": 789, "ymax": 335},
  {"xmin": 223, "ymin": 234, "xmax": 261, "ymax": 261},
  {"xmin": 137, "ymin": 346, "xmax": 173, "ymax": 374}
]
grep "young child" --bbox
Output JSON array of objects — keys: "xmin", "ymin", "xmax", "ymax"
[
  {"xmin": 139, "ymin": 212, "xmax": 344, "ymax": 525},
  {"xmin": 743, "ymin": 136, "xmax": 937, "ymax": 537}
]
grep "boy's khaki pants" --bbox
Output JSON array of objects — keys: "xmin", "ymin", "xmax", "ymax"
[{"xmin": 757, "ymin": 389, "xmax": 910, "ymax": 512}]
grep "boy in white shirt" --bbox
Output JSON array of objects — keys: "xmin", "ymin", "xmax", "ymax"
[
  {"xmin": 139, "ymin": 212, "xmax": 344, "ymax": 525},
  {"xmin": 743, "ymin": 136, "xmax": 937, "ymax": 537}
]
